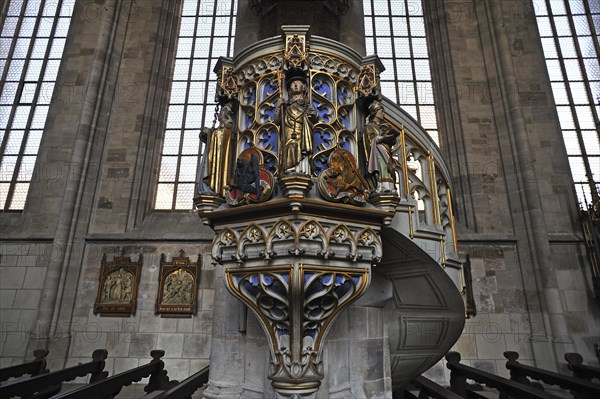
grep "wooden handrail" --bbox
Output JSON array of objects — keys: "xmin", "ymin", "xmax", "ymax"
[
  {"xmin": 565, "ymin": 352, "xmax": 600, "ymax": 382},
  {"xmin": 0, "ymin": 349, "xmax": 107, "ymax": 398},
  {"xmin": 154, "ymin": 365, "xmax": 210, "ymax": 399},
  {"xmin": 411, "ymin": 375, "xmax": 464, "ymax": 399},
  {"xmin": 0, "ymin": 349, "xmax": 49, "ymax": 383},
  {"xmin": 445, "ymin": 352, "xmax": 562, "ymax": 399},
  {"xmin": 504, "ymin": 351, "xmax": 600, "ymax": 399},
  {"xmin": 53, "ymin": 350, "xmax": 175, "ymax": 399}
]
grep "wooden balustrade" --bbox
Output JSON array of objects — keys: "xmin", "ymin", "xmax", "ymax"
[
  {"xmin": 0, "ymin": 349, "xmax": 49, "ymax": 383},
  {"xmin": 445, "ymin": 351, "xmax": 562, "ymax": 399},
  {"xmin": 3, "ymin": 347, "xmax": 598, "ymax": 398},
  {"xmin": 397, "ymin": 375, "xmax": 464, "ymax": 399},
  {"xmin": 565, "ymin": 352, "xmax": 600, "ymax": 383},
  {"xmin": 504, "ymin": 351, "xmax": 600, "ymax": 399},
  {"xmin": 0, "ymin": 349, "xmax": 107, "ymax": 399},
  {"xmin": 153, "ymin": 365, "xmax": 209, "ymax": 399},
  {"xmin": 52, "ymin": 350, "xmax": 175, "ymax": 399}
]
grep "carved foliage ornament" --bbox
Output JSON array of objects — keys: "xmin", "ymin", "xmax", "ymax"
[
  {"xmin": 94, "ymin": 253, "xmax": 142, "ymax": 317},
  {"xmin": 155, "ymin": 252, "xmax": 200, "ymax": 318},
  {"xmin": 226, "ymin": 265, "xmax": 368, "ymax": 395}
]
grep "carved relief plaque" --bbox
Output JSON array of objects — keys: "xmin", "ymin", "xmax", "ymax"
[
  {"xmin": 155, "ymin": 252, "xmax": 200, "ymax": 318},
  {"xmin": 94, "ymin": 253, "xmax": 142, "ymax": 317}
]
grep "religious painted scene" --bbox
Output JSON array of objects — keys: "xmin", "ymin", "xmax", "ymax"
[{"xmin": 0, "ymin": 1, "xmax": 599, "ymax": 398}]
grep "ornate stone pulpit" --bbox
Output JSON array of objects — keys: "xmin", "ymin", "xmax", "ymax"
[{"xmin": 195, "ymin": 25, "xmax": 465, "ymax": 399}]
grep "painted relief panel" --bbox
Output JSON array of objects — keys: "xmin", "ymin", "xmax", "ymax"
[
  {"xmin": 155, "ymin": 252, "xmax": 200, "ymax": 318},
  {"xmin": 94, "ymin": 254, "xmax": 142, "ymax": 317}
]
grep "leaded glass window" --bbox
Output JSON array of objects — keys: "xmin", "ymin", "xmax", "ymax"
[
  {"xmin": 364, "ymin": 0, "xmax": 439, "ymax": 143},
  {"xmin": 0, "ymin": 0, "xmax": 75, "ymax": 210},
  {"xmin": 154, "ymin": 0, "xmax": 236, "ymax": 210},
  {"xmin": 534, "ymin": 0, "xmax": 600, "ymax": 207}
]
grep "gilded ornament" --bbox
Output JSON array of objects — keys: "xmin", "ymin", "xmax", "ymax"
[
  {"xmin": 155, "ymin": 252, "xmax": 200, "ymax": 317},
  {"xmin": 317, "ymin": 147, "xmax": 368, "ymax": 205},
  {"xmin": 359, "ymin": 231, "xmax": 372, "ymax": 244},
  {"xmin": 275, "ymin": 76, "xmax": 318, "ymax": 175},
  {"xmin": 94, "ymin": 253, "xmax": 142, "ymax": 317},
  {"xmin": 217, "ymin": 66, "xmax": 239, "ymax": 99},
  {"xmin": 226, "ymin": 265, "xmax": 368, "ymax": 396},
  {"xmin": 356, "ymin": 64, "xmax": 378, "ymax": 97},
  {"xmin": 332, "ymin": 228, "xmax": 346, "ymax": 242},
  {"xmin": 200, "ymin": 103, "xmax": 234, "ymax": 197},
  {"xmin": 249, "ymin": 227, "xmax": 261, "ymax": 241},
  {"xmin": 284, "ymin": 34, "xmax": 308, "ymax": 70}
]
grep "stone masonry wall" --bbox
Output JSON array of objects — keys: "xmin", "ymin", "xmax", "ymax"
[
  {"xmin": 424, "ymin": 0, "xmax": 600, "ymax": 378},
  {"xmin": 0, "ymin": 0, "xmax": 219, "ymax": 378},
  {"xmin": 1, "ymin": 0, "xmax": 599, "ymax": 385},
  {"xmin": 0, "ymin": 242, "xmax": 50, "ymax": 367},
  {"xmin": 65, "ymin": 242, "xmax": 214, "ymax": 381}
]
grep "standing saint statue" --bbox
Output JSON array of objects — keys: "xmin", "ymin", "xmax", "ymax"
[
  {"xmin": 276, "ymin": 77, "xmax": 318, "ymax": 175},
  {"xmin": 201, "ymin": 103, "xmax": 234, "ymax": 196},
  {"xmin": 363, "ymin": 101, "xmax": 399, "ymax": 192}
]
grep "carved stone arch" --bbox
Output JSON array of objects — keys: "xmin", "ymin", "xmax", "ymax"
[
  {"xmin": 356, "ymin": 227, "xmax": 383, "ymax": 262},
  {"xmin": 266, "ymin": 219, "xmax": 297, "ymax": 258},
  {"xmin": 239, "ymin": 224, "xmax": 267, "ymax": 261},
  {"xmin": 298, "ymin": 219, "xmax": 328, "ymax": 257},
  {"xmin": 327, "ymin": 224, "xmax": 357, "ymax": 260},
  {"xmin": 212, "ymin": 228, "xmax": 239, "ymax": 263}
]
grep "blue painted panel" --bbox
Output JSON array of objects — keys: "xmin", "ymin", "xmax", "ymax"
[
  {"xmin": 337, "ymin": 85, "xmax": 353, "ymax": 105},
  {"xmin": 312, "ymin": 100, "xmax": 333, "ymax": 123},
  {"xmin": 339, "ymin": 135, "xmax": 351, "ymax": 151},
  {"xmin": 262, "ymin": 79, "xmax": 278, "ymax": 99},
  {"xmin": 313, "ymin": 128, "xmax": 333, "ymax": 153},
  {"xmin": 258, "ymin": 128, "xmax": 278, "ymax": 153},
  {"xmin": 243, "ymin": 85, "xmax": 256, "ymax": 105},
  {"xmin": 313, "ymin": 78, "xmax": 332, "ymax": 100}
]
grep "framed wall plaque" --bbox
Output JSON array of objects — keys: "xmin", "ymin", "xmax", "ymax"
[
  {"xmin": 94, "ymin": 253, "xmax": 142, "ymax": 317},
  {"xmin": 155, "ymin": 252, "xmax": 200, "ymax": 318}
]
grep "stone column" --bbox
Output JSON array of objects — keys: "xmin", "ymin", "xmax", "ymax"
[
  {"xmin": 339, "ymin": 0, "xmax": 366, "ymax": 55},
  {"xmin": 31, "ymin": 0, "xmax": 123, "ymax": 359}
]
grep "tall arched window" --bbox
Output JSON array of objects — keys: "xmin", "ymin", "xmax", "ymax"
[
  {"xmin": 0, "ymin": 0, "xmax": 75, "ymax": 210},
  {"xmin": 154, "ymin": 0, "xmax": 236, "ymax": 210},
  {"xmin": 363, "ymin": 0, "xmax": 439, "ymax": 143},
  {"xmin": 534, "ymin": 0, "xmax": 600, "ymax": 206}
]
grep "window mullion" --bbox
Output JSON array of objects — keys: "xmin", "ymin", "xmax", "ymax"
[
  {"xmin": 582, "ymin": 0, "xmax": 600, "ymax": 71},
  {"xmin": 6, "ymin": 0, "xmax": 64, "ymax": 210},
  {"xmin": 563, "ymin": 1, "xmax": 600, "ymax": 133},
  {"xmin": 0, "ymin": 0, "xmax": 27, "ymax": 86},
  {"xmin": 544, "ymin": 0, "xmax": 598, "ymax": 204}
]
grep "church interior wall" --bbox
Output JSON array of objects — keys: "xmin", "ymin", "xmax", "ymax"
[{"xmin": 0, "ymin": 0, "xmax": 599, "ymax": 387}]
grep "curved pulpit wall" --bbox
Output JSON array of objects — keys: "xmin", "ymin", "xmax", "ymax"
[{"xmin": 196, "ymin": 26, "xmax": 465, "ymax": 399}]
